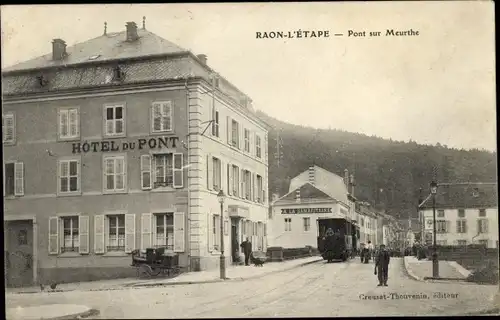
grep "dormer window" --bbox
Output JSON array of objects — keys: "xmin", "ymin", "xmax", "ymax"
[
  {"xmin": 472, "ymin": 188, "xmax": 479, "ymax": 198},
  {"xmin": 36, "ymin": 75, "xmax": 49, "ymax": 87},
  {"xmin": 113, "ymin": 66, "xmax": 125, "ymax": 82}
]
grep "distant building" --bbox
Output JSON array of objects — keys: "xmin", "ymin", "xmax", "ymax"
[
  {"xmin": 419, "ymin": 183, "xmax": 498, "ymax": 248},
  {"xmin": 268, "ymin": 166, "xmax": 356, "ymax": 248},
  {"xmin": 3, "ymin": 20, "xmax": 270, "ymax": 287}
]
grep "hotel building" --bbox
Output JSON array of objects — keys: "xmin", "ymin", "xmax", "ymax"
[{"xmin": 3, "ymin": 20, "xmax": 269, "ymax": 287}]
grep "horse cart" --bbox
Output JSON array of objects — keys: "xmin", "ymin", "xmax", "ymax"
[{"xmin": 131, "ymin": 247, "xmax": 180, "ymax": 278}]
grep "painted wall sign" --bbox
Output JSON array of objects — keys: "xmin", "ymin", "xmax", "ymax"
[
  {"xmin": 71, "ymin": 136, "xmax": 180, "ymax": 154},
  {"xmin": 281, "ymin": 208, "xmax": 332, "ymax": 214}
]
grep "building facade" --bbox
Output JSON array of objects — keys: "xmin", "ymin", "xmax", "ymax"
[
  {"xmin": 268, "ymin": 166, "xmax": 355, "ymax": 249},
  {"xmin": 419, "ymin": 183, "xmax": 498, "ymax": 248},
  {"xmin": 3, "ymin": 21, "xmax": 269, "ymax": 287}
]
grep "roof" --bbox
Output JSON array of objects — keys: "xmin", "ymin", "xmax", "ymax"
[
  {"xmin": 276, "ymin": 182, "xmax": 333, "ymax": 203},
  {"xmin": 3, "ymin": 29, "xmax": 186, "ymax": 73},
  {"xmin": 288, "ymin": 165, "xmax": 349, "ymax": 205},
  {"xmin": 420, "ymin": 183, "xmax": 498, "ymax": 209}
]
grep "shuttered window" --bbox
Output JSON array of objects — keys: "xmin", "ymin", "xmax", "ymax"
[
  {"xmin": 4, "ymin": 162, "xmax": 24, "ymax": 197},
  {"xmin": 48, "ymin": 215, "xmax": 89, "ymax": 255},
  {"xmin": 58, "ymin": 159, "xmax": 81, "ymax": 194},
  {"xmin": 103, "ymin": 155, "xmax": 127, "ymax": 192},
  {"xmin": 255, "ymin": 135, "xmax": 262, "ymax": 158},
  {"xmin": 152, "ymin": 101, "xmax": 173, "ymax": 133},
  {"xmin": 153, "ymin": 213, "xmax": 174, "ymax": 250},
  {"xmin": 104, "ymin": 104, "xmax": 125, "ymax": 136},
  {"xmin": 3, "ymin": 112, "xmax": 15, "ymax": 144},
  {"xmin": 58, "ymin": 108, "xmax": 80, "ymax": 139},
  {"xmin": 149, "ymin": 153, "xmax": 184, "ymax": 189}
]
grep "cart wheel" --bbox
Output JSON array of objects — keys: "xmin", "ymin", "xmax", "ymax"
[
  {"xmin": 149, "ymin": 267, "xmax": 161, "ymax": 277},
  {"xmin": 138, "ymin": 265, "xmax": 151, "ymax": 279}
]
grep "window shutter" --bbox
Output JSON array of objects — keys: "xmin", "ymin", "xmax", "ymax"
[
  {"xmin": 484, "ymin": 220, "xmax": 489, "ymax": 233},
  {"xmin": 124, "ymin": 214, "xmax": 136, "ymax": 253},
  {"xmin": 14, "ymin": 162, "xmax": 24, "ymax": 196},
  {"xmin": 174, "ymin": 212, "xmax": 185, "ymax": 252},
  {"xmin": 48, "ymin": 216, "xmax": 59, "ymax": 255},
  {"xmin": 264, "ymin": 134, "xmax": 268, "ymax": 163},
  {"xmin": 446, "ymin": 221, "xmax": 450, "ymax": 233},
  {"xmin": 140, "ymin": 155, "xmax": 152, "ymax": 190},
  {"xmin": 70, "ymin": 109, "xmax": 79, "ymax": 137},
  {"xmin": 141, "ymin": 213, "xmax": 152, "ymax": 250},
  {"xmin": 249, "ymin": 131, "xmax": 253, "ymax": 155},
  {"xmin": 94, "ymin": 215, "xmax": 105, "ymax": 254},
  {"xmin": 227, "ymin": 116, "xmax": 232, "ymax": 145},
  {"xmin": 208, "ymin": 213, "xmax": 213, "ymax": 251},
  {"xmin": 215, "ymin": 215, "xmax": 221, "ymax": 250},
  {"xmin": 3, "ymin": 113, "xmax": 15, "ymax": 142},
  {"xmin": 78, "ymin": 215, "xmax": 90, "ymax": 254},
  {"xmin": 477, "ymin": 220, "xmax": 481, "ymax": 233},
  {"xmin": 173, "ymin": 153, "xmax": 184, "ymax": 188},
  {"xmin": 207, "ymin": 154, "xmax": 213, "ymax": 190},
  {"xmin": 240, "ymin": 169, "xmax": 245, "ymax": 199},
  {"xmin": 227, "ymin": 164, "xmax": 233, "ymax": 196},
  {"xmin": 219, "ymin": 159, "xmax": 224, "ymax": 192},
  {"xmin": 238, "ymin": 123, "xmax": 242, "ymax": 150},
  {"xmin": 456, "ymin": 222, "xmax": 461, "ymax": 233},
  {"xmin": 252, "ymin": 173, "xmax": 257, "ymax": 202}
]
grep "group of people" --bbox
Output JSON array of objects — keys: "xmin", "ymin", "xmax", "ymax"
[{"xmin": 359, "ymin": 241, "xmax": 391, "ymax": 286}]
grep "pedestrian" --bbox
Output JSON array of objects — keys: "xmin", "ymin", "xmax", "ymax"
[
  {"xmin": 240, "ymin": 237, "xmax": 252, "ymax": 266},
  {"xmin": 374, "ymin": 244, "xmax": 390, "ymax": 286}
]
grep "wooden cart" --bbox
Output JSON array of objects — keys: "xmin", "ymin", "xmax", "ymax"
[{"xmin": 131, "ymin": 247, "xmax": 180, "ymax": 278}]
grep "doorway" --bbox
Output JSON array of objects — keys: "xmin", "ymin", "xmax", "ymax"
[
  {"xmin": 5, "ymin": 220, "xmax": 34, "ymax": 287},
  {"xmin": 230, "ymin": 218, "xmax": 240, "ymax": 264}
]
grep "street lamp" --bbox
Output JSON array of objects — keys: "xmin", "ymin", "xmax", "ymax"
[
  {"xmin": 217, "ymin": 189, "xmax": 227, "ymax": 280},
  {"xmin": 430, "ymin": 180, "xmax": 439, "ymax": 278}
]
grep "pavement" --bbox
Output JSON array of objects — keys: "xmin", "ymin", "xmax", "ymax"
[
  {"xmin": 6, "ymin": 257, "xmax": 498, "ymax": 318},
  {"xmin": 6, "ymin": 304, "xmax": 98, "ymax": 320},
  {"xmin": 403, "ymin": 256, "xmax": 469, "ymax": 281}
]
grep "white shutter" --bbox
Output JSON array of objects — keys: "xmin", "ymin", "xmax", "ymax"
[
  {"xmin": 446, "ymin": 221, "xmax": 451, "ymax": 233},
  {"xmin": 238, "ymin": 123, "xmax": 243, "ymax": 150},
  {"xmin": 219, "ymin": 159, "xmax": 225, "ymax": 193},
  {"xmin": 173, "ymin": 212, "xmax": 185, "ymax": 252},
  {"xmin": 227, "ymin": 116, "xmax": 232, "ymax": 145},
  {"xmin": 48, "ymin": 216, "xmax": 59, "ymax": 255},
  {"xmin": 240, "ymin": 169, "xmax": 245, "ymax": 199},
  {"xmin": 140, "ymin": 155, "xmax": 152, "ymax": 190},
  {"xmin": 70, "ymin": 109, "xmax": 79, "ymax": 137},
  {"xmin": 78, "ymin": 215, "xmax": 90, "ymax": 254},
  {"xmin": 252, "ymin": 173, "xmax": 257, "ymax": 202},
  {"xmin": 207, "ymin": 154, "xmax": 213, "ymax": 190},
  {"xmin": 14, "ymin": 162, "xmax": 24, "ymax": 196},
  {"xmin": 228, "ymin": 164, "xmax": 233, "ymax": 196},
  {"xmin": 124, "ymin": 214, "xmax": 136, "ymax": 253},
  {"xmin": 248, "ymin": 130, "xmax": 253, "ymax": 155},
  {"xmin": 141, "ymin": 213, "xmax": 152, "ymax": 250},
  {"xmin": 173, "ymin": 153, "xmax": 184, "ymax": 188},
  {"xmin": 208, "ymin": 213, "xmax": 213, "ymax": 251},
  {"xmin": 94, "ymin": 215, "xmax": 105, "ymax": 254},
  {"xmin": 3, "ymin": 113, "xmax": 15, "ymax": 143}
]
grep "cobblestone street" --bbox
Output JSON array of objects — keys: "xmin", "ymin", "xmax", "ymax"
[{"xmin": 6, "ymin": 258, "xmax": 497, "ymax": 318}]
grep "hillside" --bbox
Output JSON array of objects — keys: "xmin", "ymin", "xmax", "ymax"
[{"xmin": 257, "ymin": 111, "xmax": 497, "ymax": 219}]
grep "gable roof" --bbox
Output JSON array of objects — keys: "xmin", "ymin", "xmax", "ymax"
[
  {"xmin": 420, "ymin": 183, "xmax": 498, "ymax": 209},
  {"xmin": 276, "ymin": 182, "xmax": 333, "ymax": 204},
  {"xmin": 3, "ymin": 29, "xmax": 186, "ymax": 73}
]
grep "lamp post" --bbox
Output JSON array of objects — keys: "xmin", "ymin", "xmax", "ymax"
[
  {"xmin": 217, "ymin": 190, "xmax": 226, "ymax": 280},
  {"xmin": 430, "ymin": 180, "xmax": 439, "ymax": 278}
]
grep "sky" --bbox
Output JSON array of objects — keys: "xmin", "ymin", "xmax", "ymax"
[{"xmin": 1, "ymin": 2, "xmax": 496, "ymax": 151}]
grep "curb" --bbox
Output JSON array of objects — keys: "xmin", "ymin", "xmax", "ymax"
[
  {"xmin": 128, "ymin": 257, "xmax": 323, "ymax": 288},
  {"xmin": 50, "ymin": 308, "xmax": 100, "ymax": 320},
  {"xmin": 402, "ymin": 257, "xmax": 424, "ymax": 282}
]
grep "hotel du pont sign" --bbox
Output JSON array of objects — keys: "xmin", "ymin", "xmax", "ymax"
[
  {"xmin": 281, "ymin": 208, "xmax": 332, "ymax": 214},
  {"xmin": 71, "ymin": 136, "xmax": 180, "ymax": 154}
]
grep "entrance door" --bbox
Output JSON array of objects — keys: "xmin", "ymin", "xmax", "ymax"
[
  {"xmin": 6, "ymin": 220, "xmax": 34, "ymax": 287},
  {"xmin": 230, "ymin": 219, "xmax": 240, "ymax": 263}
]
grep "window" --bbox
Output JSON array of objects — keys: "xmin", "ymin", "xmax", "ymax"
[
  {"xmin": 104, "ymin": 104, "xmax": 125, "ymax": 136},
  {"xmin": 103, "ymin": 155, "xmax": 126, "ymax": 192},
  {"xmin": 107, "ymin": 215, "xmax": 125, "ymax": 252},
  {"xmin": 212, "ymin": 157, "xmax": 221, "ymax": 191},
  {"xmin": 479, "ymin": 209, "xmax": 486, "ymax": 217},
  {"xmin": 2, "ymin": 112, "xmax": 15, "ymax": 144},
  {"xmin": 437, "ymin": 210, "xmax": 445, "ymax": 218},
  {"xmin": 477, "ymin": 219, "xmax": 488, "ymax": 234},
  {"xmin": 478, "ymin": 240, "xmax": 488, "ymax": 247},
  {"xmin": 212, "ymin": 109, "xmax": 219, "ymax": 137},
  {"xmin": 61, "ymin": 216, "xmax": 79, "ymax": 252},
  {"xmin": 472, "ymin": 188, "xmax": 479, "ymax": 198},
  {"xmin": 58, "ymin": 159, "xmax": 80, "ymax": 194},
  {"xmin": 360, "ymin": 218, "xmax": 364, "ymax": 227},
  {"xmin": 154, "ymin": 213, "xmax": 173, "ymax": 250},
  {"xmin": 458, "ymin": 209, "xmax": 465, "ymax": 218},
  {"xmin": 4, "ymin": 162, "xmax": 24, "ymax": 196},
  {"xmin": 456, "ymin": 220, "xmax": 467, "ymax": 233},
  {"xmin": 231, "ymin": 120, "xmax": 239, "ymax": 148},
  {"xmin": 436, "ymin": 220, "xmax": 448, "ymax": 233},
  {"xmin": 303, "ymin": 217, "xmax": 311, "ymax": 232},
  {"xmin": 242, "ymin": 170, "xmax": 251, "ymax": 200},
  {"xmin": 256, "ymin": 135, "xmax": 262, "ymax": 158},
  {"xmin": 284, "ymin": 218, "xmax": 292, "ymax": 231},
  {"xmin": 141, "ymin": 153, "xmax": 183, "ymax": 190},
  {"xmin": 152, "ymin": 101, "xmax": 172, "ymax": 133},
  {"xmin": 457, "ymin": 240, "xmax": 467, "ymax": 246},
  {"xmin": 244, "ymin": 129, "xmax": 250, "ymax": 152},
  {"xmin": 232, "ymin": 165, "xmax": 239, "ymax": 197},
  {"xmin": 154, "ymin": 154, "xmax": 173, "ymax": 186},
  {"xmin": 58, "ymin": 108, "xmax": 79, "ymax": 139},
  {"xmin": 213, "ymin": 214, "xmax": 221, "ymax": 250},
  {"xmin": 257, "ymin": 175, "xmax": 263, "ymax": 203}
]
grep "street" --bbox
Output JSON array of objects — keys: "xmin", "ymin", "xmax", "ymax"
[{"xmin": 6, "ymin": 258, "xmax": 496, "ymax": 318}]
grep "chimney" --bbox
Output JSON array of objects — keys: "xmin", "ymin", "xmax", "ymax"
[
  {"xmin": 52, "ymin": 39, "xmax": 67, "ymax": 61},
  {"xmin": 295, "ymin": 189, "xmax": 301, "ymax": 203},
  {"xmin": 308, "ymin": 166, "xmax": 315, "ymax": 185},
  {"xmin": 350, "ymin": 174, "xmax": 355, "ymax": 197},
  {"xmin": 126, "ymin": 21, "xmax": 139, "ymax": 42},
  {"xmin": 344, "ymin": 169, "xmax": 349, "ymax": 189},
  {"xmin": 197, "ymin": 54, "xmax": 207, "ymax": 65}
]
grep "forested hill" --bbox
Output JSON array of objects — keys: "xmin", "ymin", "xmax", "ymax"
[{"xmin": 256, "ymin": 111, "xmax": 497, "ymax": 219}]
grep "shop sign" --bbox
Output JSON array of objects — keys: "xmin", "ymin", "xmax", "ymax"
[
  {"xmin": 281, "ymin": 208, "xmax": 332, "ymax": 214},
  {"xmin": 71, "ymin": 136, "xmax": 180, "ymax": 154}
]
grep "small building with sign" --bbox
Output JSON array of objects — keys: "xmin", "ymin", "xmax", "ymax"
[
  {"xmin": 268, "ymin": 166, "xmax": 355, "ymax": 249},
  {"xmin": 3, "ymin": 20, "xmax": 269, "ymax": 287},
  {"xmin": 419, "ymin": 183, "xmax": 498, "ymax": 248}
]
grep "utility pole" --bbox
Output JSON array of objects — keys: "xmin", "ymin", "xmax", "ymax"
[{"xmin": 274, "ymin": 128, "xmax": 283, "ymax": 198}]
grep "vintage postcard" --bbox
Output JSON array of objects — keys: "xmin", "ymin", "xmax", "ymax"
[{"xmin": 2, "ymin": 2, "xmax": 498, "ymax": 318}]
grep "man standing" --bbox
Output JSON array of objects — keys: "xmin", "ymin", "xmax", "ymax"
[
  {"xmin": 374, "ymin": 244, "xmax": 390, "ymax": 286},
  {"xmin": 240, "ymin": 237, "xmax": 252, "ymax": 266}
]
